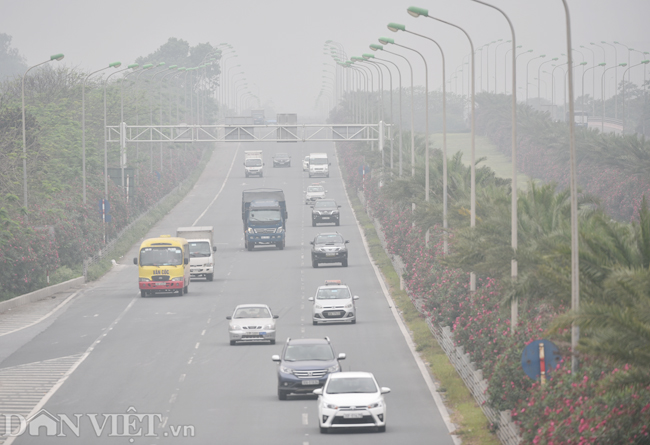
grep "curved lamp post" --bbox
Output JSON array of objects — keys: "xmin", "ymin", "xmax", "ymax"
[
  {"xmin": 538, "ymin": 57, "xmax": 558, "ymax": 103},
  {"xmin": 83, "ymin": 61, "xmax": 121, "ymax": 205},
  {"xmin": 601, "ymin": 63, "xmax": 626, "ymax": 132},
  {"xmin": 582, "ymin": 63, "xmax": 606, "ymax": 120},
  {"xmin": 390, "ymin": 20, "xmax": 449, "ymax": 253},
  {"xmin": 407, "ymin": 5, "xmax": 477, "ymax": 290},
  {"xmin": 21, "ymin": 53, "xmax": 64, "ymax": 220},
  {"xmin": 364, "ymin": 53, "xmax": 396, "ymax": 173},
  {"xmin": 526, "ymin": 54, "xmax": 546, "ymax": 105},
  {"xmin": 621, "ymin": 60, "xmax": 650, "ymax": 129},
  {"xmin": 371, "ymin": 43, "xmax": 411, "ymax": 177}
]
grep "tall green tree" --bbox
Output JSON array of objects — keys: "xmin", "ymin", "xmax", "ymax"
[{"xmin": 0, "ymin": 33, "xmax": 26, "ymax": 81}]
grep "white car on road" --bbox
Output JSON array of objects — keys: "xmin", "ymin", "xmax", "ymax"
[
  {"xmin": 313, "ymin": 372, "xmax": 390, "ymax": 433},
  {"xmin": 305, "ymin": 184, "xmax": 327, "ymax": 204},
  {"xmin": 226, "ymin": 304, "xmax": 278, "ymax": 345},
  {"xmin": 308, "ymin": 280, "xmax": 358, "ymax": 324}
]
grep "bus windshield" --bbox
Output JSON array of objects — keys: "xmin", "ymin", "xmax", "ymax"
[{"xmin": 139, "ymin": 247, "xmax": 183, "ymax": 266}]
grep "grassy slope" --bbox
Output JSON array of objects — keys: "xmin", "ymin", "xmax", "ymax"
[{"xmin": 430, "ymin": 133, "xmax": 532, "ymax": 191}]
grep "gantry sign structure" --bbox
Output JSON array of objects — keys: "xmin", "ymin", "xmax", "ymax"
[{"xmin": 107, "ymin": 122, "xmax": 388, "ymax": 144}]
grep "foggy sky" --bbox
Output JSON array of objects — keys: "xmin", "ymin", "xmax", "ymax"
[{"xmin": 2, "ymin": 0, "xmax": 649, "ymax": 121}]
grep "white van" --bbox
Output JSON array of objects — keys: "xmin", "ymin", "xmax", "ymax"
[{"xmin": 308, "ymin": 153, "xmax": 330, "ymax": 178}]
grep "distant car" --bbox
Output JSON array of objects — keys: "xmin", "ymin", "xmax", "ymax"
[
  {"xmin": 311, "ymin": 199, "xmax": 341, "ymax": 226},
  {"xmin": 302, "ymin": 156, "xmax": 310, "ymax": 171},
  {"xmin": 272, "ymin": 153, "xmax": 291, "ymax": 168},
  {"xmin": 272, "ymin": 337, "xmax": 346, "ymax": 400},
  {"xmin": 226, "ymin": 304, "xmax": 278, "ymax": 345},
  {"xmin": 305, "ymin": 184, "xmax": 327, "ymax": 204},
  {"xmin": 313, "ymin": 372, "xmax": 390, "ymax": 433},
  {"xmin": 311, "ymin": 232, "xmax": 349, "ymax": 268},
  {"xmin": 308, "ymin": 280, "xmax": 358, "ymax": 325}
]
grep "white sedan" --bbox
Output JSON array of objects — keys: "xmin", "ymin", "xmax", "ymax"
[
  {"xmin": 226, "ymin": 304, "xmax": 278, "ymax": 345},
  {"xmin": 313, "ymin": 372, "xmax": 390, "ymax": 433}
]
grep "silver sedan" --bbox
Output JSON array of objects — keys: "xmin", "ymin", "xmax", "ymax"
[{"xmin": 226, "ymin": 304, "xmax": 278, "ymax": 345}]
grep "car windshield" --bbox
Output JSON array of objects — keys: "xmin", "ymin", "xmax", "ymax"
[
  {"xmin": 311, "ymin": 158, "xmax": 327, "ymax": 165},
  {"xmin": 314, "ymin": 201, "xmax": 336, "ymax": 209},
  {"xmin": 245, "ymin": 158, "xmax": 262, "ymax": 166},
  {"xmin": 315, "ymin": 235, "xmax": 343, "ymax": 244},
  {"xmin": 249, "ymin": 209, "xmax": 281, "ymax": 222},
  {"xmin": 307, "ymin": 186, "xmax": 324, "ymax": 193},
  {"xmin": 139, "ymin": 247, "xmax": 183, "ymax": 266},
  {"xmin": 233, "ymin": 307, "xmax": 271, "ymax": 319},
  {"xmin": 326, "ymin": 377, "xmax": 377, "ymax": 394},
  {"xmin": 275, "ymin": 153, "xmax": 288, "ymax": 158},
  {"xmin": 284, "ymin": 344, "xmax": 334, "ymax": 361},
  {"xmin": 317, "ymin": 287, "xmax": 350, "ymax": 300},
  {"xmin": 189, "ymin": 241, "xmax": 211, "ymax": 257}
]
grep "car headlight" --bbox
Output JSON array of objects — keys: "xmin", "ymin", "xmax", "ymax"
[
  {"xmin": 344, "ymin": 303, "xmax": 353, "ymax": 309},
  {"xmin": 247, "ymin": 228, "xmax": 254, "ymax": 233},
  {"xmin": 276, "ymin": 227, "xmax": 283, "ymax": 233},
  {"xmin": 314, "ymin": 304, "xmax": 322, "ymax": 309},
  {"xmin": 368, "ymin": 401, "xmax": 383, "ymax": 408},
  {"xmin": 138, "ymin": 277, "xmax": 150, "ymax": 282},
  {"xmin": 279, "ymin": 366, "xmax": 294, "ymax": 374},
  {"xmin": 324, "ymin": 403, "xmax": 338, "ymax": 409},
  {"xmin": 326, "ymin": 364, "xmax": 340, "ymax": 373},
  {"xmin": 263, "ymin": 324, "xmax": 274, "ymax": 330},
  {"xmin": 230, "ymin": 324, "xmax": 240, "ymax": 330},
  {"xmin": 171, "ymin": 277, "xmax": 184, "ymax": 281}
]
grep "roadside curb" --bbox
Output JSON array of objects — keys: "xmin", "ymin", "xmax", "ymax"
[{"xmin": 0, "ymin": 277, "xmax": 85, "ymax": 315}]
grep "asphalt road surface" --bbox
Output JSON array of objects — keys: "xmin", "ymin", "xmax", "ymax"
[{"xmin": 1, "ymin": 141, "xmax": 457, "ymax": 445}]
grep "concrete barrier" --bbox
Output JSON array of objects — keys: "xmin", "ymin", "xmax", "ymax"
[{"xmin": 0, "ymin": 277, "xmax": 85, "ymax": 313}]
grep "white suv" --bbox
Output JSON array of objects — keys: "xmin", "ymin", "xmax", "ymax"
[
  {"xmin": 305, "ymin": 184, "xmax": 327, "ymax": 204},
  {"xmin": 308, "ymin": 280, "xmax": 358, "ymax": 325}
]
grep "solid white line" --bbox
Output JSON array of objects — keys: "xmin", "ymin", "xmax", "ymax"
[
  {"xmin": 192, "ymin": 143, "xmax": 240, "ymax": 226},
  {"xmin": 4, "ymin": 297, "xmax": 138, "ymax": 445},
  {"xmin": 0, "ymin": 289, "xmax": 82, "ymax": 337},
  {"xmin": 339, "ymin": 147, "xmax": 460, "ymax": 444}
]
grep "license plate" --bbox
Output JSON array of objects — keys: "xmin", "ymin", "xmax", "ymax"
[
  {"xmin": 329, "ymin": 312, "xmax": 343, "ymax": 316},
  {"xmin": 322, "ymin": 217, "xmax": 330, "ymax": 220},
  {"xmin": 326, "ymin": 253, "xmax": 336, "ymax": 257},
  {"xmin": 343, "ymin": 412, "xmax": 364, "ymax": 419},
  {"xmin": 261, "ymin": 236, "xmax": 270, "ymax": 239},
  {"xmin": 156, "ymin": 282, "xmax": 166, "ymax": 286},
  {"xmin": 302, "ymin": 380, "xmax": 319, "ymax": 385},
  {"xmin": 246, "ymin": 332, "xmax": 260, "ymax": 336}
]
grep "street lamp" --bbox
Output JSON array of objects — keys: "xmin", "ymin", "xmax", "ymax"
[
  {"xmin": 407, "ymin": 5, "xmax": 477, "ymax": 291},
  {"xmin": 390, "ymin": 20, "xmax": 449, "ymax": 253},
  {"xmin": 601, "ymin": 41, "xmax": 619, "ymax": 118},
  {"xmin": 582, "ymin": 63, "xmax": 606, "ymax": 120},
  {"xmin": 119, "ymin": 64, "xmax": 140, "ymax": 195},
  {"xmin": 527, "ymin": 55, "xmax": 546, "ymax": 105},
  {"xmin": 538, "ymin": 57, "xmax": 558, "ymax": 103},
  {"xmin": 621, "ymin": 60, "xmax": 650, "ymax": 130},
  {"xmin": 364, "ymin": 54, "xmax": 395, "ymax": 173},
  {"xmin": 83, "ymin": 61, "xmax": 121, "ymax": 205},
  {"xmin": 601, "ymin": 63, "xmax": 627, "ymax": 132},
  {"xmin": 371, "ymin": 44, "xmax": 408, "ymax": 177},
  {"xmin": 21, "ymin": 53, "xmax": 64, "ymax": 220},
  {"xmin": 494, "ymin": 40, "xmax": 510, "ymax": 93}
]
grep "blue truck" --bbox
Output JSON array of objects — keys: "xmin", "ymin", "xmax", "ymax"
[{"xmin": 242, "ymin": 188, "xmax": 288, "ymax": 251}]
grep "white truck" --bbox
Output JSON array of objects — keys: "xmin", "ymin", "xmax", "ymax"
[
  {"xmin": 176, "ymin": 226, "xmax": 216, "ymax": 281},
  {"xmin": 244, "ymin": 150, "xmax": 264, "ymax": 178},
  {"xmin": 308, "ymin": 153, "xmax": 330, "ymax": 178}
]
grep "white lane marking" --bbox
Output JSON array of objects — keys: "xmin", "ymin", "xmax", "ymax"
[
  {"xmin": 340, "ymin": 146, "xmax": 460, "ymax": 443},
  {"xmin": 0, "ymin": 289, "xmax": 82, "ymax": 337},
  {"xmin": 201, "ymin": 330, "xmax": 206, "ymax": 336},
  {"xmin": 187, "ymin": 357, "xmax": 193, "ymax": 365},
  {"xmin": 179, "ymin": 374, "xmax": 186, "ymax": 383},
  {"xmin": 195, "ymin": 342, "xmax": 200, "ymax": 349},
  {"xmin": 4, "ymin": 297, "xmax": 138, "ymax": 445},
  {"xmin": 207, "ymin": 318, "xmax": 212, "ymax": 324},
  {"xmin": 302, "ymin": 413, "xmax": 308, "ymax": 425},
  {"xmin": 169, "ymin": 393, "xmax": 177, "ymax": 404},
  {"xmin": 192, "ymin": 142, "xmax": 240, "ymax": 226}
]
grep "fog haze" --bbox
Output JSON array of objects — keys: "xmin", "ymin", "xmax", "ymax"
[{"xmin": 2, "ymin": 0, "xmax": 649, "ymax": 120}]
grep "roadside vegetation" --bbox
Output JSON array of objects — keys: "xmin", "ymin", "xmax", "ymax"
[
  {"xmin": 333, "ymin": 88, "xmax": 650, "ymax": 443},
  {"xmin": 0, "ymin": 37, "xmax": 221, "ymax": 301}
]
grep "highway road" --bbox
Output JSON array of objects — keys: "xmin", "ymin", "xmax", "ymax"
[{"xmin": 1, "ymin": 141, "xmax": 457, "ymax": 444}]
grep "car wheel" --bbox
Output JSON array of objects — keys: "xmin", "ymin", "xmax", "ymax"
[
  {"xmin": 320, "ymin": 426, "xmax": 329, "ymax": 434},
  {"xmin": 270, "ymin": 339, "xmax": 276, "ymax": 345},
  {"xmin": 178, "ymin": 286, "xmax": 184, "ymax": 296},
  {"xmin": 247, "ymin": 242, "xmax": 254, "ymax": 251},
  {"xmin": 351, "ymin": 318, "xmax": 356, "ymax": 324},
  {"xmin": 276, "ymin": 241, "xmax": 284, "ymax": 250},
  {"xmin": 206, "ymin": 273, "xmax": 214, "ymax": 282},
  {"xmin": 377, "ymin": 425, "xmax": 386, "ymax": 433},
  {"xmin": 140, "ymin": 290, "xmax": 147, "ymax": 298},
  {"xmin": 335, "ymin": 219, "xmax": 340, "ymax": 226},
  {"xmin": 342, "ymin": 259, "xmax": 348, "ymax": 267},
  {"xmin": 278, "ymin": 389, "xmax": 288, "ymax": 400},
  {"xmin": 312, "ymin": 259, "xmax": 318, "ymax": 268},
  {"xmin": 260, "ymin": 172, "xmax": 263, "ymax": 178},
  {"xmin": 312, "ymin": 219, "xmax": 316, "ymax": 227},
  {"xmin": 312, "ymin": 320, "xmax": 318, "ymax": 325},
  {"xmin": 184, "ymin": 283, "xmax": 189, "ymax": 294},
  {"xmin": 230, "ymin": 340, "xmax": 236, "ymax": 346}
]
